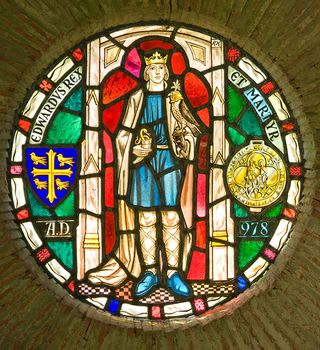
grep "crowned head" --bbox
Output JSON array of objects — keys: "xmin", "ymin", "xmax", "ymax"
[
  {"xmin": 144, "ymin": 51, "xmax": 168, "ymax": 65},
  {"xmin": 143, "ymin": 51, "xmax": 169, "ymax": 85}
]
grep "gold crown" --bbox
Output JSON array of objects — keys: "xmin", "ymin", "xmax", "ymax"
[{"xmin": 144, "ymin": 51, "xmax": 168, "ymax": 65}]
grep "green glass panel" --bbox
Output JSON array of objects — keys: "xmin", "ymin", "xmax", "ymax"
[
  {"xmin": 238, "ymin": 108, "xmax": 262, "ymax": 136},
  {"xmin": 45, "ymin": 111, "xmax": 81, "ymax": 144},
  {"xmin": 233, "ymin": 203, "xmax": 249, "ymax": 218},
  {"xmin": 55, "ymin": 191, "xmax": 74, "ymax": 217},
  {"xmin": 263, "ymin": 203, "xmax": 283, "ymax": 218},
  {"xmin": 63, "ymin": 87, "xmax": 82, "ymax": 112},
  {"xmin": 228, "ymin": 86, "xmax": 246, "ymax": 122},
  {"xmin": 26, "ymin": 187, "xmax": 51, "ymax": 217},
  {"xmin": 48, "ymin": 241, "xmax": 73, "ymax": 269},
  {"xmin": 228, "ymin": 127, "xmax": 246, "ymax": 145},
  {"xmin": 238, "ymin": 241, "xmax": 264, "ymax": 270}
]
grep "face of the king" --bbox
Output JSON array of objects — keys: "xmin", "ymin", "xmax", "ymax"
[{"xmin": 148, "ymin": 63, "xmax": 166, "ymax": 84}]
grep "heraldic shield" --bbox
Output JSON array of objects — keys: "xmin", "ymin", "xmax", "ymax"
[{"xmin": 25, "ymin": 147, "xmax": 77, "ymax": 207}]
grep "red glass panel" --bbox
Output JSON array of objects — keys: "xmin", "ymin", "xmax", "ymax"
[
  {"xmin": 67, "ymin": 280, "xmax": 75, "ymax": 292},
  {"xmin": 198, "ymin": 135, "xmax": 209, "ymax": 171},
  {"xmin": 290, "ymin": 166, "xmax": 302, "ymax": 176},
  {"xmin": 151, "ymin": 305, "xmax": 162, "ymax": 319},
  {"xmin": 102, "ymin": 100, "xmax": 124, "ymax": 133},
  {"xmin": 104, "ymin": 167, "xmax": 114, "ymax": 208},
  {"xmin": 193, "ymin": 298, "xmax": 206, "ymax": 314},
  {"xmin": 140, "ymin": 40, "xmax": 173, "ymax": 51},
  {"xmin": 18, "ymin": 119, "xmax": 31, "ymax": 132},
  {"xmin": 195, "ymin": 221, "xmax": 206, "ymax": 249},
  {"xmin": 282, "ymin": 123, "xmax": 295, "ymax": 132},
  {"xmin": 227, "ymin": 48, "xmax": 240, "ymax": 62},
  {"xmin": 196, "ymin": 174, "xmax": 206, "ymax": 217},
  {"xmin": 36, "ymin": 247, "xmax": 51, "ymax": 263},
  {"xmin": 10, "ymin": 165, "xmax": 23, "ymax": 175},
  {"xmin": 105, "ymin": 211, "xmax": 116, "ymax": 254},
  {"xmin": 16, "ymin": 209, "xmax": 29, "ymax": 220},
  {"xmin": 103, "ymin": 71, "xmax": 138, "ymax": 105},
  {"xmin": 197, "ymin": 107, "xmax": 210, "ymax": 127},
  {"xmin": 171, "ymin": 52, "xmax": 186, "ymax": 75},
  {"xmin": 263, "ymin": 248, "xmax": 277, "ymax": 261},
  {"xmin": 72, "ymin": 48, "xmax": 83, "ymax": 61},
  {"xmin": 187, "ymin": 251, "xmax": 206, "ymax": 280},
  {"xmin": 103, "ymin": 131, "xmax": 114, "ymax": 164},
  {"xmin": 125, "ymin": 48, "xmax": 141, "ymax": 78},
  {"xmin": 39, "ymin": 80, "xmax": 52, "ymax": 92},
  {"xmin": 260, "ymin": 82, "xmax": 275, "ymax": 94},
  {"xmin": 283, "ymin": 207, "xmax": 297, "ymax": 219},
  {"xmin": 184, "ymin": 72, "xmax": 209, "ymax": 108}
]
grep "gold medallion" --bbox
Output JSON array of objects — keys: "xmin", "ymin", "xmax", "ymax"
[{"xmin": 226, "ymin": 140, "xmax": 286, "ymax": 209}]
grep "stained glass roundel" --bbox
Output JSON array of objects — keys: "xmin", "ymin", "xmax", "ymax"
[{"xmin": 8, "ymin": 23, "xmax": 304, "ymax": 327}]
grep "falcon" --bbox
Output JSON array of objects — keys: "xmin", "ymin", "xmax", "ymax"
[{"xmin": 169, "ymin": 80, "xmax": 203, "ymax": 137}]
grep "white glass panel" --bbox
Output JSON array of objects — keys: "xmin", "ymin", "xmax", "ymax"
[
  {"xmin": 244, "ymin": 257, "xmax": 269, "ymax": 282},
  {"xmin": 47, "ymin": 57, "xmax": 74, "ymax": 82},
  {"xmin": 268, "ymin": 92, "xmax": 290, "ymax": 120},
  {"xmin": 287, "ymin": 180, "xmax": 301, "ymax": 206},
  {"xmin": 207, "ymin": 296, "xmax": 227, "ymax": 308},
  {"xmin": 238, "ymin": 57, "xmax": 266, "ymax": 83},
  {"xmin": 110, "ymin": 25, "xmax": 174, "ymax": 48},
  {"xmin": 81, "ymin": 130, "xmax": 101, "ymax": 175},
  {"xmin": 11, "ymin": 178, "xmax": 26, "ymax": 208},
  {"xmin": 21, "ymin": 222, "xmax": 42, "ymax": 250},
  {"xmin": 210, "ymin": 200, "xmax": 227, "ymax": 233},
  {"xmin": 210, "ymin": 246, "xmax": 227, "ymax": 280},
  {"xmin": 23, "ymin": 90, "xmax": 46, "ymax": 119},
  {"xmin": 120, "ymin": 304, "xmax": 148, "ymax": 318},
  {"xmin": 269, "ymin": 219, "xmax": 293, "ymax": 250},
  {"xmin": 175, "ymin": 29, "xmax": 212, "ymax": 71},
  {"xmin": 86, "ymin": 297, "xmax": 108, "ymax": 309},
  {"xmin": 85, "ymin": 177, "xmax": 102, "ymax": 215},
  {"xmin": 212, "ymin": 120, "xmax": 228, "ymax": 163},
  {"xmin": 87, "ymin": 39, "xmax": 100, "ymax": 86},
  {"xmin": 285, "ymin": 133, "xmax": 301, "ymax": 163},
  {"xmin": 45, "ymin": 259, "xmax": 71, "ymax": 283},
  {"xmin": 265, "ymin": 119, "xmax": 284, "ymax": 152},
  {"xmin": 164, "ymin": 302, "xmax": 193, "ymax": 318},
  {"xmin": 100, "ymin": 41, "xmax": 125, "ymax": 82},
  {"xmin": 228, "ymin": 66, "xmax": 251, "ymax": 89},
  {"xmin": 211, "ymin": 38, "xmax": 224, "ymax": 66},
  {"xmin": 86, "ymin": 89, "xmax": 99, "ymax": 127},
  {"xmin": 11, "ymin": 131, "xmax": 26, "ymax": 162},
  {"xmin": 208, "ymin": 69, "xmax": 225, "ymax": 116},
  {"xmin": 209, "ymin": 168, "xmax": 226, "ymax": 202},
  {"xmin": 228, "ymin": 246, "xmax": 235, "ymax": 278}
]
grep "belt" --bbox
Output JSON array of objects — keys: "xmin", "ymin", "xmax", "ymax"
[{"xmin": 156, "ymin": 144, "xmax": 169, "ymax": 149}]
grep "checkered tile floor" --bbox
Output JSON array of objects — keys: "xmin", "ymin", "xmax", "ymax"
[
  {"xmin": 191, "ymin": 283, "xmax": 234, "ymax": 296},
  {"xmin": 77, "ymin": 281, "xmax": 234, "ymax": 299},
  {"xmin": 115, "ymin": 281, "xmax": 133, "ymax": 301},
  {"xmin": 78, "ymin": 283, "xmax": 111, "ymax": 296},
  {"xmin": 140, "ymin": 288, "xmax": 175, "ymax": 304}
]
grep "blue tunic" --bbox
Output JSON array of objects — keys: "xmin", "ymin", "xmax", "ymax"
[{"xmin": 130, "ymin": 94, "xmax": 182, "ymax": 208}]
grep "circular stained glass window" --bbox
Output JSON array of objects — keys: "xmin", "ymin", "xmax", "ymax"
[{"xmin": 8, "ymin": 22, "xmax": 304, "ymax": 327}]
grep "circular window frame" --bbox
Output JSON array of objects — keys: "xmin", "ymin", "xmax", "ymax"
[{"xmin": 5, "ymin": 19, "xmax": 314, "ymax": 331}]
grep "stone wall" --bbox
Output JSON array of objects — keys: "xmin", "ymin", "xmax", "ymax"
[{"xmin": 0, "ymin": 0, "xmax": 319, "ymax": 348}]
